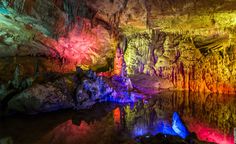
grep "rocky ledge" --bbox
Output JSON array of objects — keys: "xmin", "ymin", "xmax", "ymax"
[{"xmin": 0, "ymin": 66, "xmax": 143, "ymax": 115}]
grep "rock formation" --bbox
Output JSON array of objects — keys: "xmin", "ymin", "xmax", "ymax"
[
  {"xmin": 0, "ymin": 1, "xmax": 236, "ymax": 143},
  {"xmin": 0, "ymin": 0, "xmax": 236, "ymax": 93}
]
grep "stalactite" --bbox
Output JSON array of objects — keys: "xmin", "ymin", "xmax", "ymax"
[
  {"xmin": 11, "ymin": 64, "xmax": 20, "ymax": 89},
  {"xmin": 144, "ymin": 0, "xmax": 152, "ymax": 28}
]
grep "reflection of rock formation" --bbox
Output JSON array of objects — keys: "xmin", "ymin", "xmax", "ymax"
[
  {"xmin": 36, "ymin": 112, "xmax": 130, "ymax": 144},
  {"xmin": 1, "ymin": 94, "xmax": 235, "ymax": 144},
  {"xmin": 121, "ymin": 91, "xmax": 235, "ymax": 143},
  {"xmin": 0, "ymin": 103, "xmax": 131, "ymax": 144},
  {"xmin": 148, "ymin": 91, "xmax": 236, "ymax": 134},
  {"xmin": 113, "ymin": 107, "xmax": 121, "ymax": 129},
  {"xmin": 38, "ymin": 120, "xmax": 115, "ymax": 144}
]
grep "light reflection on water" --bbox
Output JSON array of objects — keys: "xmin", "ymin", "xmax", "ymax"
[
  {"xmin": 123, "ymin": 91, "xmax": 235, "ymax": 144},
  {"xmin": 0, "ymin": 91, "xmax": 235, "ymax": 144}
]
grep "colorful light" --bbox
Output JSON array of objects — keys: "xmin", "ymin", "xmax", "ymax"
[
  {"xmin": 55, "ymin": 18, "xmax": 115, "ymax": 70},
  {"xmin": 172, "ymin": 112, "xmax": 189, "ymax": 139},
  {"xmin": 187, "ymin": 121, "xmax": 234, "ymax": 144},
  {"xmin": 0, "ymin": 7, "xmax": 9, "ymax": 15},
  {"xmin": 113, "ymin": 107, "xmax": 121, "ymax": 127},
  {"xmin": 133, "ymin": 124, "xmax": 148, "ymax": 137},
  {"xmin": 132, "ymin": 112, "xmax": 189, "ymax": 139}
]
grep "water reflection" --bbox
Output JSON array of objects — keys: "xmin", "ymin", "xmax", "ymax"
[
  {"xmin": 0, "ymin": 91, "xmax": 235, "ymax": 144},
  {"xmin": 155, "ymin": 91, "xmax": 236, "ymax": 134},
  {"xmin": 122, "ymin": 91, "xmax": 235, "ymax": 143}
]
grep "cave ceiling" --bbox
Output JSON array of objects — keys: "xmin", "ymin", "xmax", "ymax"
[
  {"xmin": 82, "ymin": 0, "xmax": 236, "ymax": 36},
  {"xmin": 1, "ymin": 0, "xmax": 236, "ymax": 87}
]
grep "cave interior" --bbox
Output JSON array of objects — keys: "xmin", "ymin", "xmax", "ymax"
[{"xmin": 0, "ymin": 0, "xmax": 236, "ymax": 144}]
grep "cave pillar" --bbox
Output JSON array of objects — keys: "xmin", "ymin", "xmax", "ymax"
[{"xmin": 113, "ymin": 37, "xmax": 128, "ymax": 77}]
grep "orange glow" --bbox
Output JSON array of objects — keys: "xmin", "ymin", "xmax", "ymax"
[
  {"xmin": 113, "ymin": 48, "xmax": 123, "ymax": 75},
  {"xmin": 113, "ymin": 107, "xmax": 121, "ymax": 127}
]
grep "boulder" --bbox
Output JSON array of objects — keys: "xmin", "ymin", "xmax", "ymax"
[{"xmin": 7, "ymin": 78, "xmax": 73, "ymax": 114}]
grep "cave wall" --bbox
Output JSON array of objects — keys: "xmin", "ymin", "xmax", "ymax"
[
  {"xmin": 1, "ymin": 0, "xmax": 236, "ymax": 94},
  {"xmin": 119, "ymin": 0, "xmax": 236, "ymax": 94},
  {"xmin": 0, "ymin": 0, "xmax": 118, "ymax": 82},
  {"xmin": 124, "ymin": 30, "xmax": 236, "ymax": 94}
]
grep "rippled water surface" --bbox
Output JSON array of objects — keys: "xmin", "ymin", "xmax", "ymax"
[{"xmin": 0, "ymin": 91, "xmax": 235, "ymax": 144}]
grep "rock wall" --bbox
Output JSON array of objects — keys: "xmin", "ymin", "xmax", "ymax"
[
  {"xmin": 0, "ymin": 0, "xmax": 117, "ymax": 81},
  {"xmin": 1, "ymin": 0, "xmax": 236, "ymax": 94},
  {"xmin": 125, "ymin": 30, "xmax": 236, "ymax": 94}
]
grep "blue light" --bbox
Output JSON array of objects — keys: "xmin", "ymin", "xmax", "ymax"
[
  {"xmin": 103, "ymin": 92, "xmax": 144, "ymax": 103},
  {"xmin": 0, "ymin": 4, "xmax": 9, "ymax": 15},
  {"xmin": 132, "ymin": 112, "xmax": 190, "ymax": 139},
  {"xmin": 0, "ymin": 8, "xmax": 9, "ymax": 14},
  {"xmin": 172, "ymin": 112, "xmax": 190, "ymax": 139},
  {"xmin": 133, "ymin": 124, "xmax": 148, "ymax": 136},
  {"xmin": 158, "ymin": 121, "xmax": 178, "ymax": 136}
]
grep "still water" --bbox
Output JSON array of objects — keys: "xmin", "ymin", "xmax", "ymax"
[{"xmin": 0, "ymin": 91, "xmax": 235, "ymax": 144}]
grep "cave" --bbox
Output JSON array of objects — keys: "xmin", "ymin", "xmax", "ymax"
[{"xmin": 0, "ymin": 0, "xmax": 235, "ymax": 144}]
